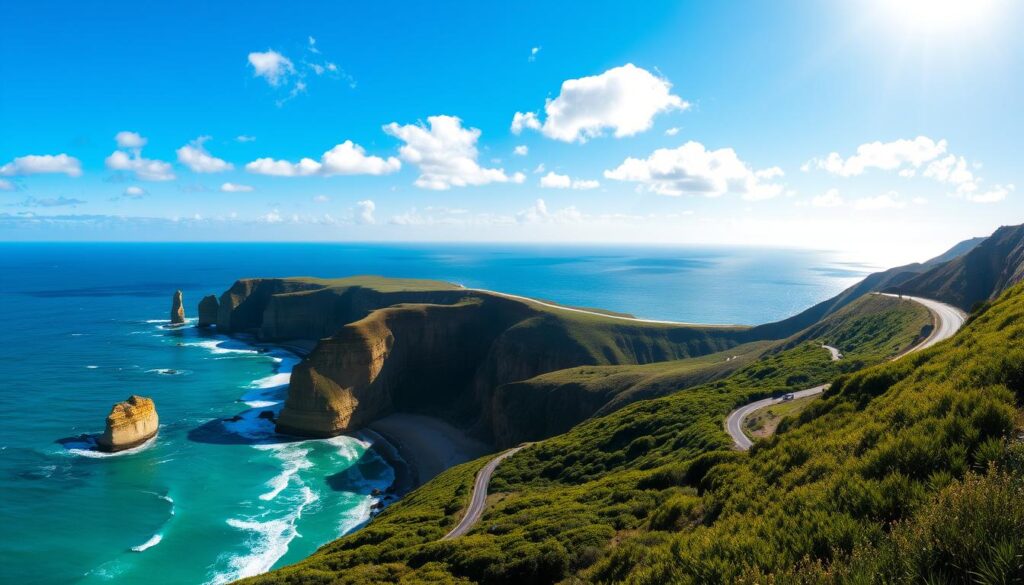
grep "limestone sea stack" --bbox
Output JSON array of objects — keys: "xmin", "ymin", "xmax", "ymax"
[
  {"xmin": 170, "ymin": 290, "xmax": 186, "ymax": 325},
  {"xmin": 197, "ymin": 294, "xmax": 219, "ymax": 327},
  {"xmin": 96, "ymin": 395, "xmax": 159, "ymax": 452}
]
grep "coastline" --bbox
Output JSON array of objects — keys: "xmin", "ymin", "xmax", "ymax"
[
  {"xmin": 367, "ymin": 413, "xmax": 492, "ymax": 487},
  {"xmin": 358, "ymin": 428, "xmax": 417, "ymax": 498}
]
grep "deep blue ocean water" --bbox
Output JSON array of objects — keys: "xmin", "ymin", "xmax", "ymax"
[{"xmin": 0, "ymin": 242, "xmax": 870, "ymax": 584}]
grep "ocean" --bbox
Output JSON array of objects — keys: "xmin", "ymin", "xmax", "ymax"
[{"xmin": 0, "ymin": 242, "xmax": 871, "ymax": 584}]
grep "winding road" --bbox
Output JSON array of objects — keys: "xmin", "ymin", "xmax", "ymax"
[
  {"xmin": 725, "ymin": 294, "xmax": 967, "ymax": 451},
  {"xmin": 822, "ymin": 344, "xmax": 843, "ymax": 361},
  {"xmin": 441, "ymin": 445, "xmax": 526, "ymax": 540}
]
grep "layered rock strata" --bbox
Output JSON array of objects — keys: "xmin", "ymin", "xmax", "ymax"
[{"xmin": 97, "ymin": 395, "xmax": 159, "ymax": 452}]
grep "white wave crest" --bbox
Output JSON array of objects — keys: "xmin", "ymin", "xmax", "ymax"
[
  {"xmin": 66, "ymin": 433, "xmax": 158, "ymax": 458},
  {"xmin": 208, "ymin": 486, "xmax": 319, "ymax": 584},
  {"xmin": 131, "ymin": 533, "xmax": 163, "ymax": 552}
]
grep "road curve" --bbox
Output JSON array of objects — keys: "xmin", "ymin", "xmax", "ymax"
[
  {"xmin": 822, "ymin": 344, "xmax": 843, "ymax": 361},
  {"xmin": 442, "ymin": 445, "xmax": 526, "ymax": 540},
  {"xmin": 878, "ymin": 293, "xmax": 967, "ymax": 353},
  {"xmin": 725, "ymin": 294, "xmax": 966, "ymax": 451},
  {"xmin": 463, "ymin": 287, "xmax": 739, "ymax": 327}
]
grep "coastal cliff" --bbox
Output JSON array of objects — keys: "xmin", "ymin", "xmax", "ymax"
[
  {"xmin": 197, "ymin": 294, "xmax": 218, "ymax": 327},
  {"xmin": 97, "ymin": 395, "xmax": 159, "ymax": 452},
  {"xmin": 214, "ymin": 276, "xmax": 755, "ymax": 444}
]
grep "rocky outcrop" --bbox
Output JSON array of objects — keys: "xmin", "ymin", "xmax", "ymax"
[
  {"xmin": 170, "ymin": 290, "xmax": 185, "ymax": 325},
  {"xmin": 97, "ymin": 395, "xmax": 159, "ymax": 452},
  {"xmin": 197, "ymin": 295, "xmax": 219, "ymax": 327},
  {"xmin": 276, "ymin": 299, "xmax": 515, "ymax": 437}
]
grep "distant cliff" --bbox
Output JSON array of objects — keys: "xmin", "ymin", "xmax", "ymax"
[
  {"xmin": 213, "ymin": 276, "xmax": 755, "ymax": 444},
  {"xmin": 891, "ymin": 224, "xmax": 1024, "ymax": 310}
]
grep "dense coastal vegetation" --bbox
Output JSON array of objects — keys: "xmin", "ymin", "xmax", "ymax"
[
  {"xmin": 231, "ymin": 225, "xmax": 1024, "ymax": 584},
  {"xmin": 240, "ymin": 294, "xmax": 948, "ymax": 584}
]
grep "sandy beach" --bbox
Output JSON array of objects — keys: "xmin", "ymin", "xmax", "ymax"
[{"xmin": 367, "ymin": 413, "xmax": 493, "ymax": 489}]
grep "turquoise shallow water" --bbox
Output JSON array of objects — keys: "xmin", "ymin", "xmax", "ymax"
[{"xmin": 0, "ymin": 243, "xmax": 869, "ymax": 584}]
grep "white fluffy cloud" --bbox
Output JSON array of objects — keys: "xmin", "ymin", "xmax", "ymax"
[
  {"xmin": 383, "ymin": 115, "xmax": 519, "ymax": 190},
  {"xmin": 220, "ymin": 182, "xmax": 254, "ymax": 193},
  {"xmin": 236, "ymin": 135, "xmax": 256, "ymax": 143},
  {"xmin": 513, "ymin": 145, "xmax": 529, "ymax": 156},
  {"xmin": 511, "ymin": 64, "xmax": 688, "ymax": 143},
  {"xmin": 115, "ymin": 131, "xmax": 147, "ymax": 150},
  {"xmin": 960, "ymin": 184, "xmax": 1014, "ymax": 204},
  {"xmin": 604, "ymin": 141, "xmax": 784, "ymax": 200},
  {"xmin": 248, "ymin": 50, "xmax": 295, "ymax": 87},
  {"xmin": 809, "ymin": 137, "xmax": 1009, "ymax": 204},
  {"xmin": 808, "ymin": 137, "xmax": 948, "ymax": 177},
  {"xmin": 539, "ymin": 171, "xmax": 599, "ymax": 190},
  {"xmin": 355, "ymin": 199, "xmax": 376, "ymax": 224},
  {"xmin": 105, "ymin": 132, "xmax": 175, "ymax": 181},
  {"xmin": 245, "ymin": 140, "xmax": 401, "ymax": 177},
  {"xmin": 123, "ymin": 186, "xmax": 146, "ymax": 198},
  {"xmin": 0, "ymin": 154, "xmax": 82, "ymax": 177},
  {"xmin": 177, "ymin": 137, "xmax": 233, "ymax": 173},
  {"xmin": 0, "ymin": 179, "xmax": 12, "ymax": 190}
]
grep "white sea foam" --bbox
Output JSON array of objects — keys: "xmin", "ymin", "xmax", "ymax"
[
  {"xmin": 131, "ymin": 533, "xmax": 163, "ymax": 552},
  {"xmin": 338, "ymin": 497, "xmax": 374, "ymax": 535},
  {"xmin": 208, "ymin": 486, "xmax": 319, "ymax": 584},
  {"xmin": 257, "ymin": 444, "xmax": 313, "ymax": 501},
  {"xmin": 249, "ymin": 372, "xmax": 291, "ymax": 389},
  {"xmin": 183, "ymin": 339, "xmax": 259, "ymax": 355},
  {"xmin": 222, "ymin": 409, "xmax": 278, "ymax": 441},
  {"xmin": 86, "ymin": 365, "xmax": 99, "ymax": 369},
  {"xmin": 66, "ymin": 433, "xmax": 158, "ymax": 458}
]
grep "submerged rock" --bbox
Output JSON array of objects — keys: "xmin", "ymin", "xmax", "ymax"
[
  {"xmin": 97, "ymin": 395, "xmax": 159, "ymax": 452},
  {"xmin": 197, "ymin": 294, "xmax": 219, "ymax": 328},
  {"xmin": 170, "ymin": 290, "xmax": 185, "ymax": 325}
]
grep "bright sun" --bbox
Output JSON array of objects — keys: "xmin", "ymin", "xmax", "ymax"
[{"xmin": 881, "ymin": 0, "xmax": 998, "ymax": 35}]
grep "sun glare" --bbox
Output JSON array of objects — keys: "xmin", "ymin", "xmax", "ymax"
[{"xmin": 880, "ymin": 0, "xmax": 998, "ymax": 36}]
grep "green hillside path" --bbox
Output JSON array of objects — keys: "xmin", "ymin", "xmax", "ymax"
[
  {"xmin": 726, "ymin": 294, "xmax": 967, "ymax": 451},
  {"xmin": 441, "ymin": 445, "xmax": 528, "ymax": 540}
]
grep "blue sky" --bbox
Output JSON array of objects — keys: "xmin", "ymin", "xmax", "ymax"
[{"xmin": 1, "ymin": 0, "xmax": 1021, "ymax": 264}]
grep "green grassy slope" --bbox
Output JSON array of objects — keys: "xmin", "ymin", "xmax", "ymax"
[
  {"xmin": 489, "ymin": 294, "xmax": 930, "ymax": 445},
  {"xmin": 241, "ymin": 293, "xmax": 942, "ymax": 585}
]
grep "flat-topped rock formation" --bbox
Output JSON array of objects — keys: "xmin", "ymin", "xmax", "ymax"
[
  {"xmin": 197, "ymin": 294, "xmax": 219, "ymax": 327},
  {"xmin": 97, "ymin": 395, "xmax": 159, "ymax": 452},
  {"xmin": 170, "ymin": 290, "xmax": 185, "ymax": 325}
]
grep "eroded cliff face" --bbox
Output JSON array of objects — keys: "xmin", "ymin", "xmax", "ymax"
[
  {"xmin": 97, "ymin": 395, "xmax": 159, "ymax": 452},
  {"xmin": 197, "ymin": 295, "xmax": 219, "ymax": 327},
  {"xmin": 216, "ymin": 277, "xmax": 751, "ymax": 445}
]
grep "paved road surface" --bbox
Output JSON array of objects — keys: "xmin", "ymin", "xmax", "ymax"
[
  {"xmin": 441, "ymin": 445, "xmax": 526, "ymax": 540},
  {"xmin": 822, "ymin": 344, "xmax": 843, "ymax": 361},
  {"xmin": 879, "ymin": 293, "xmax": 967, "ymax": 353},
  {"xmin": 725, "ymin": 294, "xmax": 966, "ymax": 451}
]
